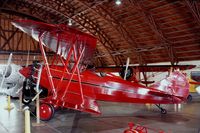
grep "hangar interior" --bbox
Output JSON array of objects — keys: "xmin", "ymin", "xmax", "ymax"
[{"xmin": 0, "ymin": 0, "xmax": 200, "ymax": 133}]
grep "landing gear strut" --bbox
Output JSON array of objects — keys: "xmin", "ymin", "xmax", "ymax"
[{"xmin": 155, "ymin": 104, "xmax": 167, "ymax": 114}]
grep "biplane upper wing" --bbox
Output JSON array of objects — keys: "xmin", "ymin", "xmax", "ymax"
[
  {"xmin": 12, "ymin": 19, "xmax": 97, "ymax": 64},
  {"xmin": 95, "ymin": 65, "xmax": 196, "ymax": 73}
]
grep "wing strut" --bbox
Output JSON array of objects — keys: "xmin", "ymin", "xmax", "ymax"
[
  {"xmin": 61, "ymin": 44, "xmax": 85, "ymax": 106},
  {"xmin": 39, "ymin": 32, "xmax": 57, "ymax": 99}
]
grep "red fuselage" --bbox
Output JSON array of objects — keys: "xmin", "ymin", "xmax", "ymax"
[{"xmin": 20, "ymin": 65, "xmax": 187, "ymax": 105}]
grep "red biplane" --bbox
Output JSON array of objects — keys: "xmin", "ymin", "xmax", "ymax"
[{"xmin": 12, "ymin": 20, "xmax": 189, "ymax": 121}]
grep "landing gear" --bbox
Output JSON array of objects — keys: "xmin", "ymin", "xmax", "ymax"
[
  {"xmin": 155, "ymin": 104, "xmax": 167, "ymax": 114},
  {"xmin": 40, "ymin": 103, "xmax": 55, "ymax": 121},
  {"xmin": 22, "ymin": 79, "xmax": 34, "ymax": 105},
  {"xmin": 161, "ymin": 108, "xmax": 167, "ymax": 114},
  {"xmin": 187, "ymin": 94, "xmax": 192, "ymax": 102}
]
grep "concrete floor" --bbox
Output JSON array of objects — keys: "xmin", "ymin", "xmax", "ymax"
[{"xmin": 0, "ymin": 94, "xmax": 200, "ymax": 133}]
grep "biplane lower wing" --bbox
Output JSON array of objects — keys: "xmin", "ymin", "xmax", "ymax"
[
  {"xmin": 43, "ymin": 93, "xmax": 101, "ymax": 115},
  {"xmin": 63, "ymin": 93, "xmax": 101, "ymax": 115}
]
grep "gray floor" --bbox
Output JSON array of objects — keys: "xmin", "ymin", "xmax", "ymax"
[{"xmin": 0, "ymin": 94, "xmax": 200, "ymax": 133}]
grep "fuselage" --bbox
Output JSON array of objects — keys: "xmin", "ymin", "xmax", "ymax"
[{"xmin": 20, "ymin": 65, "xmax": 186, "ymax": 104}]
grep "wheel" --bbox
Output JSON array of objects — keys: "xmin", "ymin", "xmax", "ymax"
[
  {"xmin": 187, "ymin": 94, "xmax": 192, "ymax": 102},
  {"xmin": 161, "ymin": 108, "xmax": 167, "ymax": 114},
  {"xmin": 40, "ymin": 103, "xmax": 55, "ymax": 121}
]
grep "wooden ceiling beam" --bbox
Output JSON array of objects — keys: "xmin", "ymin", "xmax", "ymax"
[
  {"xmin": 0, "ymin": 0, "xmax": 9, "ymax": 8},
  {"xmin": 174, "ymin": 43, "xmax": 200, "ymax": 48},
  {"xmin": 0, "ymin": 50, "xmax": 54, "ymax": 56},
  {"xmin": 95, "ymin": 6, "xmax": 145, "ymax": 65},
  {"xmin": 176, "ymin": 49, "xmax": 200, "ymax": 54},
  {"xmin": 58, "ymin": 0, "xmax": 107, "ymax": 23},
  {"xmin": 131, "ymin": 0, "xmax": 178, "ymax": 65},
  {"xmin": 1, "ymin": 0, "xmax": 199, "ymax": 65},
  {"xmin": 15, "ymin": 32, "xmax": 23, "ymax": 51},
  {"xmin": 184, "ymin": 0, "xmax": 200, "ymax": 26},
  {"xmin": 70, "ymin": 0, "xmax": 145, "ymax": 65},
  {"xmin": 178, "ymin": 54, "xmax": 200, "ymax": 59}
]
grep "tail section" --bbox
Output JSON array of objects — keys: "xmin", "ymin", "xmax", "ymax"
[{"xmin": 150, "ymin": 71, "xmax": 189, "ymax": 100}]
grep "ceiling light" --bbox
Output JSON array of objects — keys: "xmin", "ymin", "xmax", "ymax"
[
  {"xmin": 115, "ymin": 0, "xmax": 121, "ymax": 5},
  {"xmin": 68, "ymin": 19, "xmax": 72, "ymax": 26}
]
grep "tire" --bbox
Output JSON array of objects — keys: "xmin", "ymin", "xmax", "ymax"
[{"xmin": 161, "ymin": 108, "xmax": 167, "ymax": 114}]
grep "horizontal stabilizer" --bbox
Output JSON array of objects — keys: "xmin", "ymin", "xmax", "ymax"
[{"xmin": 150, "ymin": 71, "xmax": 189, "ymax": 100}]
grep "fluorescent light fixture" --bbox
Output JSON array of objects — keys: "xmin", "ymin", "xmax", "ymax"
[{"xmin": 115, "ymin": 0, "xmax": 121, "ymax": 5}]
